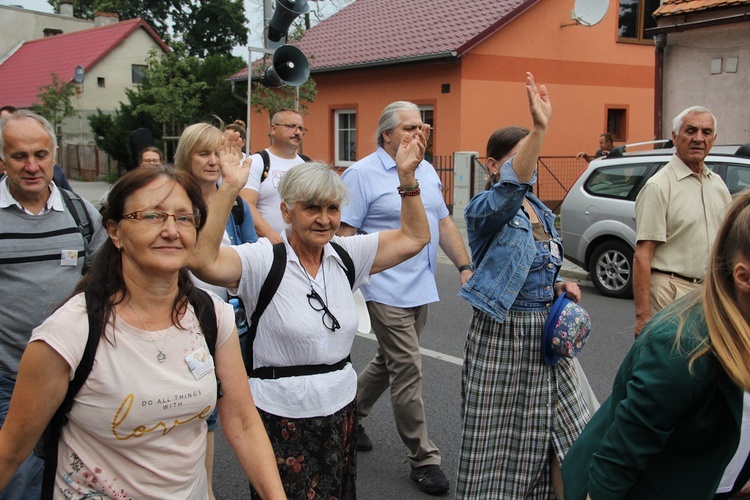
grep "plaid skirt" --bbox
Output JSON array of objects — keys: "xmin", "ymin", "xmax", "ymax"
[
  {"xmin": 250, "ymin": 399, "xmax": 357, "ymax": 500},
  {"xmin": 456, "ymin": 308, "xmax": 590, "ymax": 499}
]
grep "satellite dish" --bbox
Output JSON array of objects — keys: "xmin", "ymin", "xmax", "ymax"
[
  {"xmin": 74, "ymin": 65, "xmax": 85, "ymax": 84},
  {"xmin": 572, "ymin": 0, "xmax": 609, "ymax": 27}
]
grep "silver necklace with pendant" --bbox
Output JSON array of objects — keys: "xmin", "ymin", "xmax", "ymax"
[{"xmin": 128, "ymin": 301, "xmax": 168, "ymax": 363}]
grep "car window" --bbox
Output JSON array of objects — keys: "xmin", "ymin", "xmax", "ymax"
[
  {"xmin": 584, "ymin": 164, "xmax": 652, "ymax": 199},
  {"xmin": 723, "ymin": 164, "xmax": 750, "ymax": 195}
]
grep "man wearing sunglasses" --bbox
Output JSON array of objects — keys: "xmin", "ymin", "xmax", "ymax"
[{"xmin": 241, "ymin": 109, "xmax": 310, "ymax": 245}]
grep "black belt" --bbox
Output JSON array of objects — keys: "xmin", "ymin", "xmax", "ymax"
[
  {"xmin": 652, "ymin": 269, "xmax": 703, "ymax": 284},
  {"xmin": 250, "ymin": 355, "xmax": 351, "ymax": 380}
]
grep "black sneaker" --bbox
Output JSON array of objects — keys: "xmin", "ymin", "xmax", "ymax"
[
  {"xmin": 356, "ymin": 424, "xmax": 373, "ymax": 451},
  {"xmin": 410, "ymin": 464, "xmax": 449, "ymax": 495}
]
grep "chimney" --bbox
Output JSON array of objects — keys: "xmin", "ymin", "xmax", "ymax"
[
  {"xmin": 59, "ymin": 0, "xmax": 73, "ymax": 17},
  {"xmin": 94, "ymin": 12, "xmax": 120, "ymax": 27}
]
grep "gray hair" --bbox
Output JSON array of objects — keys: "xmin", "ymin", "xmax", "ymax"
[
  {"xmin": 672, "ymin": 106, "xmax": 717, "ymax": 136},
  {"xmin": 0, "ymin": 110, "xmax": 57, "ymax": 161},
  {"xmin": 279, "ymin": 161, "xmax": 349, "ymax": 210},
  {"xmin": 376, "ymin": 101, "xmax": 419, "ymax": 148}
]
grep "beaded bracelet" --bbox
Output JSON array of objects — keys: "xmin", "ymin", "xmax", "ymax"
[
  {"xmin": 398, "ymin": 188, "xmax": 421, "ymax": 197},
  {"xmin": 397, "ymin": 181, "xmax": 420, "ymax": 197}
]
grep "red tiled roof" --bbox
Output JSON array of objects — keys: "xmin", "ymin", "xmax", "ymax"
[
  {"xmin": 0, "ymin": 19, "xmax": 169, "ymax": 108},
  {"xmin": 655, "ymin": 0, "xmax": 750, "ymax": 16},
  {"xmin": 231, "ymin": 0, "xmax": 539, "ymax": 80}
]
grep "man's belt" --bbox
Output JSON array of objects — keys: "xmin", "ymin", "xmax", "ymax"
[{"xmin": 652, "ymin": 269, "xmax": 703, "ymax": 284}]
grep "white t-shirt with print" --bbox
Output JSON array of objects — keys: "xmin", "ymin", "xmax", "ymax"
[{"xmin": 30, "ymin": 292, "xmax": 234, "ymax": 499}]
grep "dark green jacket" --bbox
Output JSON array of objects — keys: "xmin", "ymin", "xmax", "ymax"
[{"xmin": 562, "ymin": 301, "xmax": 747, "ymax": 499}]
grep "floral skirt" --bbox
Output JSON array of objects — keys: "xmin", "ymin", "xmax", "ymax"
[{"xmin": 250, "ymin": 399, "xmax": 358, "ymax": 500}]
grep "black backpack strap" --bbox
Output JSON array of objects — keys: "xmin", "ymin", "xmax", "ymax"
[
  {"xmin": 298, "ymin": 153, "xmax": 311, "ymax": 163},
  {"xmin": 189, "ymin": 288, "xmax": 221, "ymax": 397},
  {"xmin": 258, "ymin": 150, "xmax": 271, "ymax": 183},
  {"xmin": 59, "ymin": 188, "xmax": 93, "ymax": 275},
  {"xmin": 191, "ymin": 288, "xmax": 218, "ymax": 358},
  {"xmin": 244, "ymin": 242, "xmax": 286, "ymax": 375},
  {"xmin": 41, "ymin": 289, "xmax": 101, "ymax": 499},
  {"xmin": 330, "ymin": 241, "xmax": 355, "ymax": 290},
  {"xmin": 230, "ymin": 195, "xmax": 245, "ymax": 228}
]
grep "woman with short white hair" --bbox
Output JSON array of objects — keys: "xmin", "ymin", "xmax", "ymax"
[{"xmin": 189, "ymin": 131, "xmax": 431, "ymax": 499}]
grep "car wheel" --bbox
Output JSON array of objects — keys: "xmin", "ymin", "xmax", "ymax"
[{"xmin": 588, "ymin": 240, "xmax": 634, "ymax": 299}]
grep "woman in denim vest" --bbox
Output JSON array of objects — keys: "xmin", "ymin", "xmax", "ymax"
[{"xmin": 456, "ymin": 73, "xmax": 589, "ymax": 499}]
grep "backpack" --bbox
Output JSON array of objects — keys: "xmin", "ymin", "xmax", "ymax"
[
  {"xmin": 59, "ymin": 188, "xmax": 94, "ymax": 274},
  {"xmin": 256, "ymin": 149, "xmax": 311, "ymax": 184},
  {"xmin": 243, "ymin": 241, "xmax": 354, "ymax": 376},
  {"xmin": 39, "ymin": 288, "xmax": 219, "ymax": 499},
  {"xmin": 230, "ymin": 195, "xmax": 247, "ymax": 227}
]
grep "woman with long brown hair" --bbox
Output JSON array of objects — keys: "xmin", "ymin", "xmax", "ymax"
[{"xmin": 0, "ymin": 165, "xmax": 284, "ymax": 499}]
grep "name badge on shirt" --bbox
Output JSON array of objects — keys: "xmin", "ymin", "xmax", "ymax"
[
  {"xmin": 550, "ymin": 241, "xmax": 561, "ymax": 260},
  {"xmin": 185, "ymin": 346, "xmax": 215, "ymax": 380},
  {"xmin": 61, "ymin": 250, "xmax": 78, "ymax": 266}
]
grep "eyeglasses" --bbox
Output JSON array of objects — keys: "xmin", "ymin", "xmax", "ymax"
[
  {"xmin": 307, "ymin": 288, "xmax": 341, "ymax": 332},
  {"xmin": 274, "ymin": 123, "xmax": 308, "ymax": 134},
  {"xmin": 123, "ymin": 210, "xmax": 200, "ymax": 228}
]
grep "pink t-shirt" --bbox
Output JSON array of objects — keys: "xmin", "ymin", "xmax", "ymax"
[{"xmin": 30, "ymin": 292, "xmax": 234, "ymax": 499}]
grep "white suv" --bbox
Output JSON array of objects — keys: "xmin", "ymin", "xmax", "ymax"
[{"xmin": 561, "ymin": 144, "xmax": 750, "ymax": 298}]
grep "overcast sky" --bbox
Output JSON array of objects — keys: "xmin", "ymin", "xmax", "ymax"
[{"xmin": 2, "ymin": 0, "xmax": 349, "ymax": 58}]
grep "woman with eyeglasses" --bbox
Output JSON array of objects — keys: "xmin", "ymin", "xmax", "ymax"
[
  {"xmin": 174, "ymin": 122, "xmax": 258, "ymax": 500},
  {"xmin": 0, "ymin": 165, "xmax": 285, "ymax": 499},
  {"xmin": 189, "ymin": 130, "xmax": 430, "ymax": 499}
]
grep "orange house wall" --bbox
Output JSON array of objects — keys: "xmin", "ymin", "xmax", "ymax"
[
  {"xmin": 248, "ymin": 0, "xmax": 655, "ymax": 162},
  {"xmin": 249, "ymin": 63, "xmax": 464, "ymax": 163},
  {"xmin": 460, "ymin": 0, "xmax": 655, "ymax": 157}
]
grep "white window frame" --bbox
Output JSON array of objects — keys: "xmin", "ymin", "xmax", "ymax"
[
  {"xmin": 334, "ymin": 109, "xmax": 356, "ymax": 167},
  {"xmin": 418, "ymin": 105, "xmax": 434, "ymax": 162}
]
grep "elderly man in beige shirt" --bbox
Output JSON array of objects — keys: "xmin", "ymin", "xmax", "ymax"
[{"xmin": 633, "ymin": 106, "xmax": 732, "ymax": 337}]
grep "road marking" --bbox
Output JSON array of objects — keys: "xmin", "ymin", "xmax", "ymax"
[{"xmin": 355, "ymin": 332, "xmax": 464, "ymax": 366}]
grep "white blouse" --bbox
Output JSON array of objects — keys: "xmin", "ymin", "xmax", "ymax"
[{"xmin": 231, "ymin": 231, "xmax": 378, "ymax": 418}]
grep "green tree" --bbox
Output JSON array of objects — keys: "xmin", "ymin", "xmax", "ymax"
[
  {"xmin": 31, "ymin": 72, "xmax": 78, "ymax": 130},
  {"xmin": 47, "ymin": 0, "xmax": 247, "ymax": 57},
  {"xmin": 190, "ymin": 54, "xmax": 247, "ymax": 123},
  {"xmin": 89, "ymin": 50, "xmax": 249, "ymax": 169},
  {"xmin": 89, "ymin": 88, "xmax": 160, "ymax": 169},
  {"xmin": 134, "ymin": 47, "xmax": 207, "ymax": 135}
]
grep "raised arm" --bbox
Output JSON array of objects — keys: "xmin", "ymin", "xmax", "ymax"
[
  {"xmin": 188, "ymin": 132, "xmax": 246, "ymax": 288},
  {"xmin": 370, "ymin": 127, "xmax": 431, "ymax": 274},
  {"xmin": 514, "ymin": 72, "xmax": 552, "ymax": 183}
]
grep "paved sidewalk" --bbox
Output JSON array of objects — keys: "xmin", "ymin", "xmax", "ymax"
[
  {"xmin": 71, "ymin": 179, "xmax": 591, "ymax": 283},
  {"xmin": 69, "ymin": 179, "xmax": 110, "ymax": 209}
]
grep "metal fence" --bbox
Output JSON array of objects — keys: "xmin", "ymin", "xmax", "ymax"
[
  {"xmin": 64, "ymin": 144, "xmax": 118, "ymax": 181},
  {"xmin": 468, "ymin": 155, "xmax": 587, "ymax": 214},
  {"xmin": 432, "ymin": 155, "xmax": 454, "ymax": 214}
]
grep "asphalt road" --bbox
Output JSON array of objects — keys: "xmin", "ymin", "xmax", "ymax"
[
  {"xmin": 68, "ymin": 180, "xmax": 632, "ymax": 498},
  {"xmin": 210, "ymin": 262, "xmax": 636, "ymax": 499}
]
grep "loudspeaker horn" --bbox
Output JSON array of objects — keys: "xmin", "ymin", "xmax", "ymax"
[
  {"xmin": 262, "ymin": 45, "xmax": 310, "ymax": 88},
  {"xmin": 267, "ymin": 0, "xmax": 310, "ymax": 49}
]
